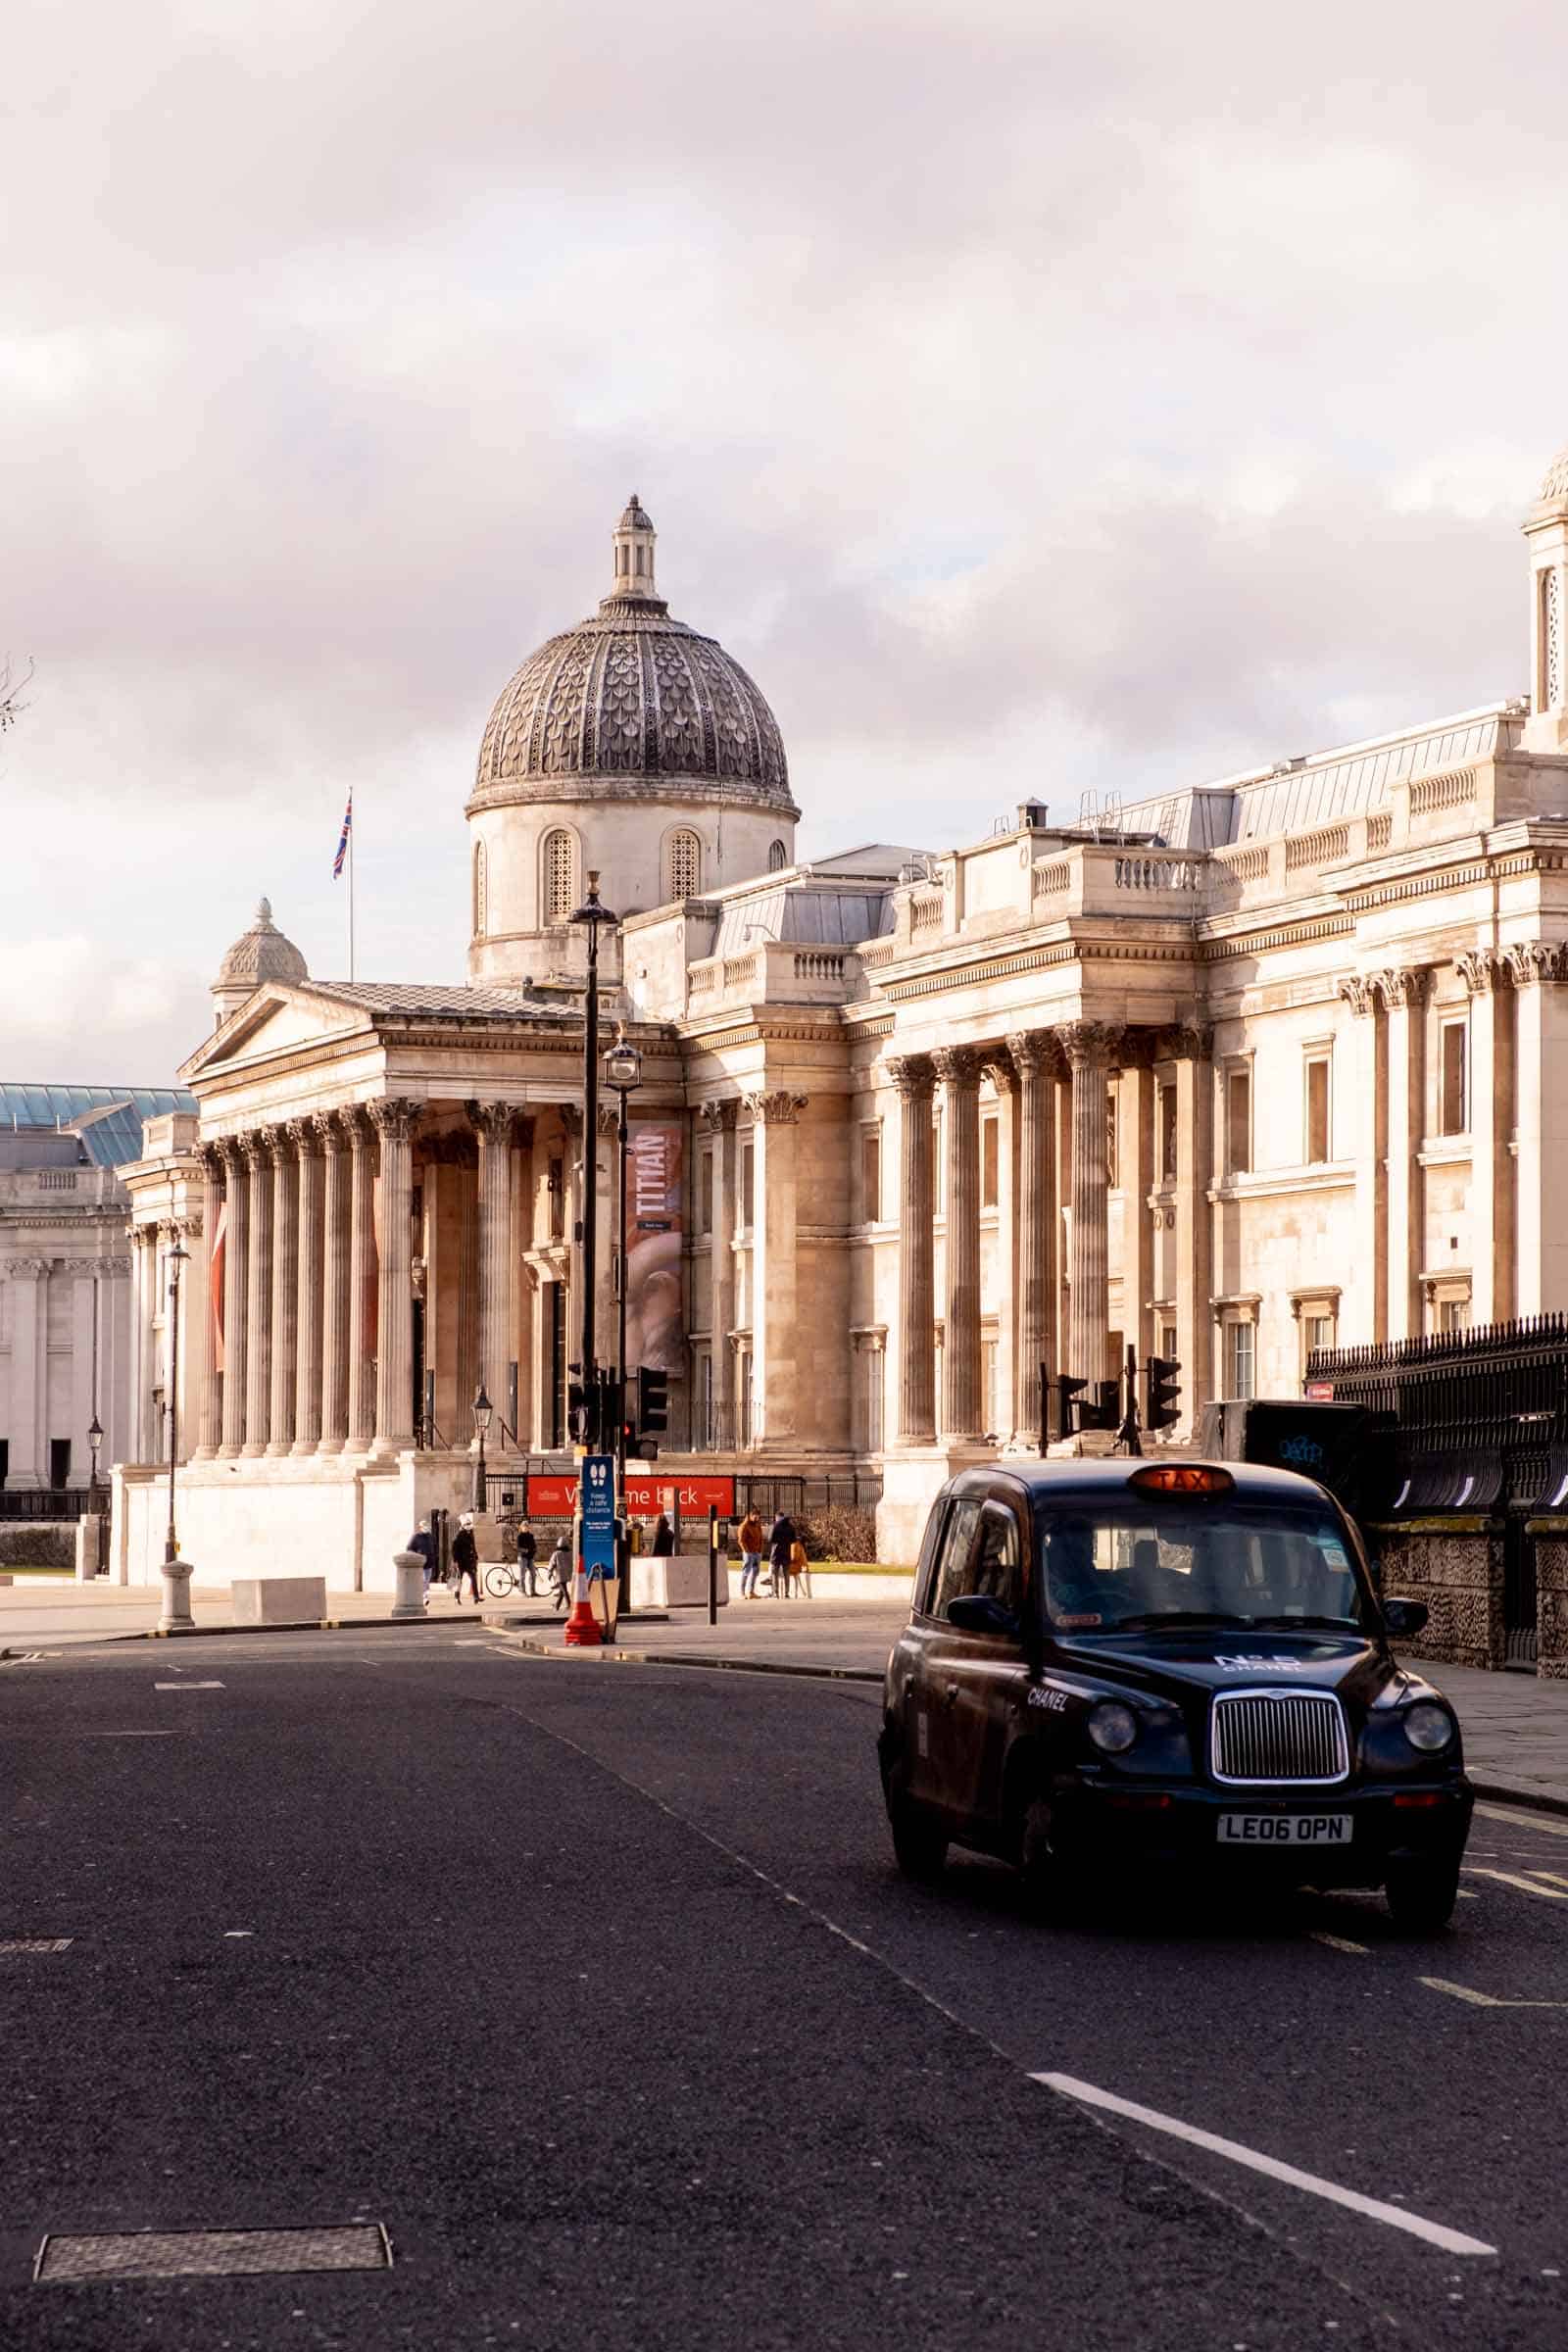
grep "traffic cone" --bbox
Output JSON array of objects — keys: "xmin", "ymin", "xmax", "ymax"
[{"xmin": 563, "ymin": 1552, "xmax": 604, "ymax": 1646}]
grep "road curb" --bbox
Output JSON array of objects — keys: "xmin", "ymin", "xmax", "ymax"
[
  {"xmin": 2, "ymin": 1614, "xmax": 459, "ymax": 1654},
  {"xmin": 1469, "ymin": 1776, "xmax": 1568, "ymax": 1821},
  {"xmin": 497, "ymin": 1633, "xmax": 883, "ymax": 1686}
]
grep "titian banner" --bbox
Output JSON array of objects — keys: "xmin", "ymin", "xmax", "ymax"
[
  {"xmin": 626, "ymin": 1120, "xmax": 684, "ymax": 1377},
  {"xmin": 526, "ymin": 1473, "xmax": 735, "ymax": 1519}
]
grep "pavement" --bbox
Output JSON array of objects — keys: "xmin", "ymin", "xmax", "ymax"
[
  {"xmin": 11, "ymin": 1578, "xmax": 1568, "ymax": 1814},
  {"xmin": 6, "ymin": 1623, "xmax": 1568, "ymax": 2349}
]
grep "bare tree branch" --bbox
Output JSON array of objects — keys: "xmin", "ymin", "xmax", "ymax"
[{"xmin": 0, "ymin": 654, "xmax": 35, "ymax": 734}]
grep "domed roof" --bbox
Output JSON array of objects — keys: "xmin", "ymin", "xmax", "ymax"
[
  {"xmin": 471, "ymin": 499, "xmax": 794, "ymax": 812},
  {"xmin": 1540, "ymin": 444, "xmax": 1568, "ymax": 504},
  {"xmin": 216, "ymin": 898, "xmax": 309, "ymax": 993}
]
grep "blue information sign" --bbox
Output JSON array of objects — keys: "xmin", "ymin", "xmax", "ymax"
[{"xmin": 580, "ymin": 1453, "xmax": 617, "ymax": 1581}]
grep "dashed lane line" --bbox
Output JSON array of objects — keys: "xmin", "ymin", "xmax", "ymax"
[
  {"xmin": 1419, "ymin": 1977, "xmax": 1568, "ymax": 2011},
  {"xmin": 153, "ymin": 1681, "xmax": 224, "ymax": 1691},
  {"xmin": 1309, "ymin": 1932, "xmax": 1370, "ymax": 1955},
  {"xmin": 1462, "ymin": 1865, "xmax": 1568, "ymax": 1901},
  {"xmin": 1034, "ymin": 2074, "xmax": 1495, "ymax": 2257},
  {"xmin": 1475, "ymin": 1802, "xmax": 1568, "ymax": 1841}
]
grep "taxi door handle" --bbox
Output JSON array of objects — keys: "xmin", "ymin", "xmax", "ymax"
[{"xmin": 943, "ymin": 1681, "xmax": 959, "ymax": 1708}]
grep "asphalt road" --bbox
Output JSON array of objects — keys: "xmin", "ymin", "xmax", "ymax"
[{"xmin": 3, "ymin": 1630, "xmax": 1566, "ymax": 2351}]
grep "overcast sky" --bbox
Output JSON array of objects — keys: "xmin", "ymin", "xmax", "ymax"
[{"xmin": 5, "ymin": 0, "xmax": 1567, "ymax": 1082}]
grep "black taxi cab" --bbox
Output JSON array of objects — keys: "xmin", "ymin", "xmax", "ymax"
[{"xmin": 878, "ymin": 1458, "xmax": 1473, "ymax": 1931}]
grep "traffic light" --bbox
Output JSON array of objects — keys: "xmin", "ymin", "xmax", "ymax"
[
  {"xmin": 567, "ymin": 1377, "xmax": 592, "ymax": 1446},
  {"xmin": 1145, "ymin": 1354, "xmax": 1182, "ymax": 1432},
  {"xmin": 1054, "ymin": 1374, "xmax": 1087, "ymax": 1442},
  {"xmin": 1055, "ymin": 1372, "xmax": 1119, "ymax": 1438},
  {"xmin": 1083, "ymin": 1379, "xmax": 1121, "ymax": 1432},
  {"xmin": 637, "ymin": 1364, "xmax": 669, "ymax": 1437}
]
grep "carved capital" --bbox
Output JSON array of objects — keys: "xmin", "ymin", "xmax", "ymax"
[
  {"xmin": 197, "ymin": 1141, "xmax": 225, "ymax": 1182},
  {"xmin": 368, "ymin": 1097, "xmax": 420, "ymax": 1144},
  {"xmin": 1375, "ymin": 966, "xmax": 1431, "ymax": 1009},
  {"xmin": 931, "ymin": 1045, "xmax": 984, "ymax": 1090},
  {"xmin": 311, "ymin": 1108, "xmax": 344, "ymax": 1151},
  {"xmin": 285, "ymin": 1115, "xmax": 320, "ymax": 1155},
  {"xmin": 559, "ymin": 1104, "xmax": 584, "ymax": 1139},
  {"xmin": 466, "ymin": 1099, "xmax": 520, "ymax": 1146},
  {"xmin": 1160, "ymin": 1021, "xmax": 1214, "ymax": 1065},
  {"xmin": 982, "ymin": 1049, "xmax": 1017, "ymax": 1097},
  {"xmin": 341, "ymin": 1104, "xmax": 374, "ymax": 1152},
  {"xmin": 1004, "ymin": 1029, "xmax": 1063, "ymax": 1081},
  {"xmin": 1338, "ymin": 975, "xmax": 1377, "ymax": 1018},
  {"xmin": 239, "ymin": 1130, "xmax": 273, "ymax": 1172},
  {"xmin": 700, "ymin": 1098, "xmax": 740, "ymax": 1134},
  {"xmin": 4, "ymin": 1255, "xmax": 52, "ymax": 1280},
  {"xmin": 746, "ymin": 1090, "xmax": 808, "ymax": 1126},
  {"xmin": 1507, "ymin": 941, "xmax": 1568, "ymax": 987},
  {"xmin": 1056, "ymin": 1020, "xmax": 1121, "ymax": 1072},
  {"xmin": 885, "ymin": 1053, "xmax": 936, "ymax": 1102},
  {"xmin": 96, "ymin": 1252, "xmax": 131, "ymax": 1277}
]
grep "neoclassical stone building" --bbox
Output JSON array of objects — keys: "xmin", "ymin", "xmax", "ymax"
[{"xmin": 115, "ymin": 455, "xmax": 1568, "ymax": 1574}]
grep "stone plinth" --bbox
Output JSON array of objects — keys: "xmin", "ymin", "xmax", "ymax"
[
  {"xmin": 1368, "ymin": 1517, "xmax": 1505, "ymax": 1670},
  {"xmin": 231, "ymin": 1575, "xmax": 328, "ymax": 1625},
  {"xmin": 1528, "ymin": 1518, "xmax": 1568, "ymax": 1679},
  {"xmin": 629, "ymin": 1555, "xmax": 728, "ymax": 1609},
  {"xmin": 876, "ymin": 1444, "xmax": 996, "ymax": 1569}
]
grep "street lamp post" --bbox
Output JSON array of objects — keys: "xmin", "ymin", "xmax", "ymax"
[
  {"xmin": 160, "ymin": 1237, "xmax": 194, "ymax": 1633},
  {"xmin": 568, "ymin": 871, "xmax": 618, "ymax": 1437},
  {"xmin": 471, "ymin": 1382, "xmax": 493, "ymax": 1516},
  {"xmin": 86, "ymin": 1411, "xmax": 103, "ymax": 1516},
  {"xmin": 605, "ymin": 1030, "xmax": 644, "ymax": 1501}
]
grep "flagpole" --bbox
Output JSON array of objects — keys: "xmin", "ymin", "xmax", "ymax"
[{"xmin": 349, "ymin": 800, "xmax": 356, "ymax": 982}]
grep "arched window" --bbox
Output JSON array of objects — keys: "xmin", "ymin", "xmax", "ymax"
[
  {"xmin": 767, "ymin": 839, "xmax": 788, "ymax": 872},
  {"xmin": 471, "ymin": 839, "xmax": 487, "ymax": 938},
  {"xmin": 543, "ymin": 828, "xmax": 576, "ymax": 923},
  {"xmin": 665, "ymin": 828, "xmax": 701, "ymax": 902}
]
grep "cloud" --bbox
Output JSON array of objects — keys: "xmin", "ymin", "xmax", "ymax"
[{"xmin": 3, "ymin": 0, "xmax": 1567, "ymax": 1077}]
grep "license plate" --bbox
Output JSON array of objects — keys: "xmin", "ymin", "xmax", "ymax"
[{"xmin": 1217, "ymin": 1813, "xmax": 1352, "ymax": 1846}]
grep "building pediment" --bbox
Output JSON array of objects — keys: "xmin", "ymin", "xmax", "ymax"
[{"xmin": 180, "ymin": 984, "xmax": 372, "ymax": 1079}]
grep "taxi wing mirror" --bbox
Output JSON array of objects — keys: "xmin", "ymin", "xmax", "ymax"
[
  {"xmin": 947, "ymin": 1592, "xmax": 1020, "ymax": 1642},
  {"xmin": 1383, "ymin": 1596, "xmax": 1429, "ymax": 1640}
]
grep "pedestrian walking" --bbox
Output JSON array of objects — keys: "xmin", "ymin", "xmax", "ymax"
[
  {"xmin": 514, "ymin": 1516, "xmax": 539, "ymax": 1597},
  {"xmin": 766, "ymin": 1510, "xmax": 797, "ymax": 1599},
  {"xmin": 547, "ymin": 1532, "xmax": 572, "ymax": 1611},
  {"xmin": 738, "ymin": 1506, "xmax": 765, "ymax": 1598},
  {"xmin": 452, "ymin": 1513, "xmax": 480, "ymax": 1606},
  {"xmin": 407, "ymin": 1517, "xmax": 436, "ymax": 1606},
  {"xmin": 652, "ymin": 1511, "xmax": 674, "ymax": 1556}
]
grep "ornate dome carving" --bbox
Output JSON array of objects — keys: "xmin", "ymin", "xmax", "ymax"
[
  {"xmin": 1539, "ymin": 444, "xmax": 1568, "ymax": 504},
  {"xmin": 471, "ymin": 499, "xmax": 794, "ymax": 813},
  {"xmin": 216, "ymin": 898, "xmax": 309, "ymax": 993}
]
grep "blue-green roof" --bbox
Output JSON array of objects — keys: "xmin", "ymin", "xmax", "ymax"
[{"xmin": 0, "ymin": 1084, "xmax": 197, "ymax": 1169}]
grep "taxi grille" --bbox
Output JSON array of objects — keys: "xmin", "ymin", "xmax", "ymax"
[{"xmin": 1210, "ymin": 1690, "xmax": 1348, "ymax": 1785}]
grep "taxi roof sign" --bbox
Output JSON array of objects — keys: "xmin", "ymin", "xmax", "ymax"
[{"xmin": 1128, "ymin": 1462, "xmax": 1236, "ymax": 1498}]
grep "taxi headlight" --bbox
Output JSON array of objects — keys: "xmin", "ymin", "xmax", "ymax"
[
  {"xmin": 1401, "ymin": 1701, "xmax": 1455, "ymax": 1755},
  {"xmin": 1087, "ymin": 1701, "xmax": 1139, "ymax": 1755}
]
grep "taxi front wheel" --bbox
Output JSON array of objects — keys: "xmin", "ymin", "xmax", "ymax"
[
  {"xmin": 1384, "ymin": 1856, "xmax": 1460, "ymax": 1934},
  {"xmin": 888, "ymin": 1794, "xmax": 948, "ymax": 1884}
]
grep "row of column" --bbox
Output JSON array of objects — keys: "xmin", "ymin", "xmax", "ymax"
[
  {"xmin": 889, "ymin": 1021, "xmax": 1211, "ymax": 1447},
  {"xmin": 192, "ymin": 1098, "xmax": 525, "ymax": 1463}
]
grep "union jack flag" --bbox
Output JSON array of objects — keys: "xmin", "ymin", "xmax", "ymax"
[{"xmin": 332, "ymin": 790, "xmax": 353, "ymax": 879}]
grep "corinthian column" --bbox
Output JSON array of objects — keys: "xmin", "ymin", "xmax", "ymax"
[
  {"xmin": 933, "ymin": 1046, "xmax": 984, "ymax": 1441},
  {"xmin": 702, "ymin": 1100, "xmax": 740, "ymax": 1447},
  {"xmin": 1061, "ymin": 1022, "xmax": 1119, "ymax": 1386},
  {"xmin": 195, "ymin": 1145, "xmax": 225, "ymax": 1456},
  {"xmin": 267, "ymin": 1128, "xmax": 299, "ymax": 1454},
  {"xmin": 241, "ymin": 1132, "xmax": 273, "ymax": 1455},
  {"xmin": 889, "ymin": 1055, "xmax": 937, "ymax": 1445},
  {"xmin": 346, "ymin": 1109, "xmax": 377, "ymax": 1451},
  {"xmin": 746, "ymin": 1089, "xmax": 808, "ymax": 1446},
  {"xmin": 219, "ymin": 1139, "xmax": 249, "ymax": 1456},
  {"xmin": 318, "ymin": 1111, "xmax": 350, "ymax": 1451},
  {"xmin": 1006, "ymin": 1029, "xmax": 1059, "ymax": 1431},
  {"xmin": 369, "ymin": 1098, "xmax": 419, "ymax": 1453},
  {"xmin": 467, "ymin": 1100, "xmax": 517, "ymax": 1427},
  {"xmin": 292, "ymin": 1117, "xmax": 325, "ymax": 1452}
]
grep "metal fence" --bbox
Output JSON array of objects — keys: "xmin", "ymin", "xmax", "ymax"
[
  {"xmin": 0, "ymin": 1488, "xmax": 89, "ymax": 1522},
  {"xmin": 1306, "ymin": 1314, "xmax": 1568, "ymax": 1667}
]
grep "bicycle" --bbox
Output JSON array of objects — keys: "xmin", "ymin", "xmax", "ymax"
[{"xmin": 484, "ymin": 1559, "xmax": 569, "ymax": 1607}]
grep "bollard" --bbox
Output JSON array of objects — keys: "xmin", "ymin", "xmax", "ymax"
[
  {"xmin": 158, "ymin": 1555, "xmax": 196, "ymax": 1635},
  {"xmin": 708, "ymin": 1503, "xmax": 718, "ymax": 1626},
  {"xmin": 391, "ymin": 1550, "xmax": 426, "ymax": 1621}
]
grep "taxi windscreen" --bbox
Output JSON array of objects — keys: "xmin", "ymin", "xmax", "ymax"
[{"xmin": 1034, "ymin": 1499, "xmax": 1372, "ymax": 1635}]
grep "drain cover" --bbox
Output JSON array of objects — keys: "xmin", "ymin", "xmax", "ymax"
[
  {"xmin": 0, "ymin": 1938, "xmax": 73, "ymax": 1955},
  {"xmin": 35, "ymin": 2224, "xmax": 391, "ymax": 2282}
]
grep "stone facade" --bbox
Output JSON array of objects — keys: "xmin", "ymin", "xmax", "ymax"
[
  {"xmin": 111, "ymin": 446, "xmax": 1568, "ymax": 1585},
  {"xmin": 1367, "ymin": 1518, "xmax": 1507, "ymax": 1671}
]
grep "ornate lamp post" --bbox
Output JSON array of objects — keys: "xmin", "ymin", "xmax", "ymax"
[
  {"xmin": 605, "ymin": 1030, "xmax": 644, "ymax": 1500},
  {"xmin": 471, "ymin": 1381, "xmax": 493, "ymax": 1516},
  {"xmin": 86, "ymin": 1411, "xmax": 103, "ymax": 1515},
  {"xmin": 160, "ymin": 1237, "xmax": 194, "ymax": 1633},
  {"xmin": 568, "ymin": 871, "xmax": 618, "ymax": 1441}
]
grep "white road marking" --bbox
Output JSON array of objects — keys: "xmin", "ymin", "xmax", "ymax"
[
  {"xmin": 1033, "ymin": 2073, "xmax": 1495, "ymax": 2256},
  {"xmin": 1463, "ymin": 1865, "xmax": 1568, "ymax": 1901},
  {"xmin": 0, "ymin": 1937, "xmax": 73, "ymax": 1955},
  {"xmin": 1524, "ymin": 1869, "xmax": 1568, "ymax": 1890},
  {"xmin": 1420, "ymin": 1977, "xmax": 1568, "ymax": 2011},
  {"xmin": 223, "ymin": 1931, "xmax": 255, "ymax": 1939},
  {"xmin": 154, "ymin": 1681, "xmax": 224, "ymax": 1691},
  {"xmin": 1474, "ymin": 1802, "xmax": 1568, "ymax": 1840},
  {"xmin": 1309, "ymin": 1931, "xmax": 1369, "ymax": 1954},
  {"xmin": 86, "ymin": 1730, "xmax": 178, "ymax": 1739}
]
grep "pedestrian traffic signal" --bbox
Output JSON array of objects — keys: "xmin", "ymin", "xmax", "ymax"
[
  {"xmin": 1145, "ymin": 1354, "xmax": 1182, "ymax": 1432},
  {"xmin": 1055, "ymin": 1372, "xmax": 1119, "ymax": 1438},
  {"xmin": 567, "ymin": 1378, "xmax": 592, "ymax": 1446},
  {"xmin": 637, "ymin": 1364, "xmax": 669, "ymax": 1436}
]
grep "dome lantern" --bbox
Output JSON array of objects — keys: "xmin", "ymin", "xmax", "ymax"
[
  {"xmin": 610, "ymin": 494, "xmax": 660, "ymax": 605},
  {"xmin": 212, "ymin": 897, "xmax": 309, "ymax": 1026}
]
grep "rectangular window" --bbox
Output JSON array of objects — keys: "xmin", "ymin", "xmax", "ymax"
[
  {"xmin": 861, "ymin": 1126, "xmax": 882, "ymax": 1223},
  {"xmin": 1304, "ymin": 1055, "xmax": 1331, "ymax": 1164},
  {"xmin": 740, "ymin": 1141, "xmax": 755, "ymax": 1231},
  {"xmin": 1160, "ymin": 1322, "xmax": 1178, "ymax": 1362},
  {"xmin": 1304, "ymin": 1312, "xmax": 1335, "ymax": 1358},
  {"xmin": 1438, "ymin": 1296, "xmax": 1470, "ymax": 1335},
  {"xmin": 699, "ymin": 1152, "xmax": 714, "ymax": 1236},
  {"xmin": 1227, "ymin": 1321, "xmax": 1255, "ymax": 1400},
  {"xmin": 981, "ymin": 1116, "xmax": 1000, "ymax": 1209},
  {"xmin": 1440, "ymin": 1020, "xmax": 1468, "ymax": 1137},
  {"xmin": 1158, "ymin": 1082, "xmax": 1178, "ymax": 1184},
  {"xmin": 1226, "ymin": 1069, "xmax": 1251, "ymax": 1174}
]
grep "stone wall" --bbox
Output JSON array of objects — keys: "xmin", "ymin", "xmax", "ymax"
[
  {"xmin": 1367, "ymin": 1516, "xmax": 1506, "ymax": 1670},
  {"xmin": 1530, "ymin": 1517, "xmax": 1568, "ymax": 1680}
]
